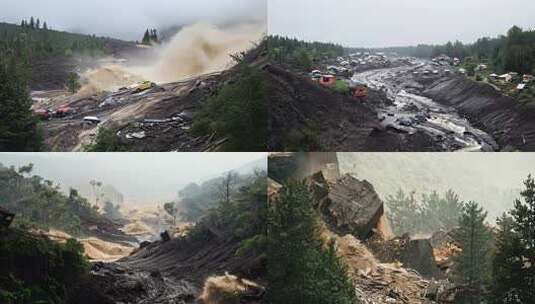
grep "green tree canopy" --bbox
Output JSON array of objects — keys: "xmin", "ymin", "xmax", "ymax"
[
  {"xmin": 0, "ymin": 57, "xmax": 43, "ymax": 151},
  {"xmin": 452, "ymin": 201, "xmax": 493, "ymax": 304},
  {"xmin": 267, "ymin": 180, "xmax": 357, "ymax": 304}
]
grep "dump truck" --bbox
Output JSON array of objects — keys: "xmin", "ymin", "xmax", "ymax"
[
  {"xmin": 33, "ymin": 109, "xmax": 51, "ymax": 120},
  {"xmin": 55, "ymin": 106, "xmax": 74, "ymax": 117},
  {"xmin": 319, "ymin": 75, "xmax": 337, "ymax": 87}
]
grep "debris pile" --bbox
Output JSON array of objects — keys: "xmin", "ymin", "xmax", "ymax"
[
  {"xmin": 76, "ymin": 214, "xmax": 265, "ymax": 303},
  {"xmin": 267, "ymin": 154, "xmax": 475, "ymax": 303},
  {"xmin": 321, "ymin": 228, "xmax": 433, "ymax": 303},
  {"xmin": 198, "ymin": 273, "xmax": 264, "ymax": 304},
  {"xmin": 353, "ymin": 262, "xmax": 432, "ymax": 304},
  {"xmin": 366, "ymin": 233, "xmax": 443, "ymax": 279},
  {"xmin": 430, "ymin": 230, "xmax": 461, "ymax": 274}
]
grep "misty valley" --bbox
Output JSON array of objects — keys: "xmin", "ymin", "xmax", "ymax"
[{"xmin": 0, "ymin": 154, "xmax": 267, "ymax": 304}]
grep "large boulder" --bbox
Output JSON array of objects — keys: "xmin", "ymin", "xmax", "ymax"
[
  {"xmin": 400, "ymin": 238, "xmax": 442, "ymax": 279},
  {"xmin": 368, "ymin": 234, "xmax": 443, "ymax": 280},
  {"xmin": 309, "ymin": 173, "xmax": 385, "ymax": 240}
]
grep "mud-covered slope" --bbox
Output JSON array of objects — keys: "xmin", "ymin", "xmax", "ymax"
[
  {"xmin": 266, "ymin": 64, "xmax": 440, "ymax": 151},
  {"xmin": 424, "ymin": 76, "xmax": 535, "ymax": 151},
  {"xmin": 71, "ymin": 221, "xmax": 265, "ymax": 304},
  {"xmin": 40, "ymin": 41, "xmax": 268, "ymax": 152}
]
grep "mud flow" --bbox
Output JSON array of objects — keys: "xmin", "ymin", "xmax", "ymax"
[{"xmin": 352, "ymin": 61, "xmax": 498, "ymax": 151}]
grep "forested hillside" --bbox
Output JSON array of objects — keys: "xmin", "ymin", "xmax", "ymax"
[
  {"xmin": 0, "ymin": 163, "xmax": 118, "ymax": 236},
  {"xmin": 169, "ymin": 169, "xmax": 266, "ymax": 223},
  {"xmin": 0, "ymin": 19, "xmax": 137, "ymax": 90},
  {"xmin": 268, "ymin": 35, "xmax": 345, "ymax": 70},
  {"xmin": 0, "ymin": 20, "xmax": 106, "ymax": 61},
  {"xmin": 385, "ymin": 26, "xmax": 535, "ymax": 75}
]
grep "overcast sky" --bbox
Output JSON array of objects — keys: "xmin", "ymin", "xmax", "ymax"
[
  {"xmin": 0, "ymin": 153, "xmax": 266, "ymax": 205},
  {"xmin": 269, "ymin": 0, "xmax": 535, "ymax": 47},
  {"xmin": 339, "ymin": 153, "xmax": 535, "ymax": 221},
  {"xmin": 1, "ymin": 0, "xmax": 266, "ymax": 40}
]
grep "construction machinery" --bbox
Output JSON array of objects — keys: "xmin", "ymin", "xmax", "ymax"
[
  {"xmin": 351, "ymin": 84, "xmax": 368, "ymax": 99},
  {"xmin": 33, "ymin": 109, "xmax": 51, "ymax": 120}
]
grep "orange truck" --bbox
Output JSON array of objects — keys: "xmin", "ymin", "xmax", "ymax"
[
  {"xmin": 319, "ymin": 75, "xmax": 337, "ymax": 87},
  {"xmin": 351, "ymin": 84, "xmax": 368, "ymax": 99},
  {"xmin": 33, "ymin": 109, "xmax": 51, "ymax": 120}
]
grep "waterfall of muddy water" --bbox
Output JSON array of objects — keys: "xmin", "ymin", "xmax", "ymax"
[{"xmin": 78, "ymin": 22, "xmax": 264, "ymax": 95}]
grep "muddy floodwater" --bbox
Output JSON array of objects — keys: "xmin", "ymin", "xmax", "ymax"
[{"xmin": 352, "ymin": 61, "xmax": 499, "ymax": 152}]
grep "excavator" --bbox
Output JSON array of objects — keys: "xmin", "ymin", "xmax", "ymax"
[{"xmin": 351, "ymin": 83, "xmax": 368, "ymax": 100}]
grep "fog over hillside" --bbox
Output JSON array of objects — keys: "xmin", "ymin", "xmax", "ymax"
[
  {"xmin": 339, "ymin": 153, "xmax": 535, "ymax": 221},
  {"xmin": 269, "ymin": 0, "xmax": 535, "ymax": 47},
  {"xmin": 1, "ymin": 0, "xmax": 266, "ymax": 40},
  {"xmin": 0, "ymin": 153, "xmax": 266, "ymax": 206}
]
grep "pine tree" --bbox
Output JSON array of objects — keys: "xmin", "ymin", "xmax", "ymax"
[
  {"xmin": 43, "ymin": 22, "xmax": 48, "ymax": 30},
  {"xmin": 0, "ymin": 57, "xmax": 43, "ymax": 151},
  {"xmin": 150, "ymin": 29, "xmax": 159, "ymax": 43},
  {"xmin": 267, "ymin": 181, "xmax": 357, "ymax": 304},
  {"xmin": 421, "ymin": 190, "xmax": 464, "ymax": 232},
  {"xmin": 386, "ymin": 189, "xmax": 420, "ymax": 235},
  {"xmin": 452, "ymin": 201, "xmax": 493, "ymax": 304},
  {"xmin": 36, "ymin": 18, "xmax": 40, "ymax": 30},
  {"xmin": 507, "ymin": 175, "xmax": 535, "ymax": 301},
  {"xmin": 29, "ymin": 17, "xmax": 35, "ymax": 29},
  {"xmin": 142, "ymin": 29, "xmax": 151, "ymax": 45},
  {"xmin": 491, "ymin": 213, "xmax": 524, "ymax": 303}
]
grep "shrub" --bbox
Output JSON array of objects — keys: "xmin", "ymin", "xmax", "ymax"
[
  {"xmin": 191, "ymin": 66, "xmax": 267, "ymax": 151},
  {"xmin": 85, "ymin": 127, "xmax": 129, "ymax": 152}
]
